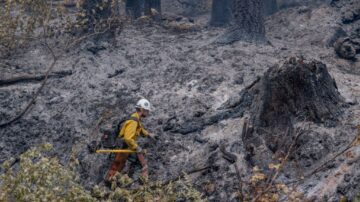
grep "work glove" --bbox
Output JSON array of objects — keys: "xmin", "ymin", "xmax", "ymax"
[
  {"xmin": 88, "ymin": 141, "xmax": 100, "ymax": 153},
  {"xmin": 148, "ymin": 133, "xmax": 157, "ymax": 140}
]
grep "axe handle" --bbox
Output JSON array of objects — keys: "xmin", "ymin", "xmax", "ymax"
[{"xmin": 96, "ymin": 149, "xmax": 137, "ymax": 153}]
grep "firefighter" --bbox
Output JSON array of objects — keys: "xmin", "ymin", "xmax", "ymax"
[{"xmin": 105, "ymin": 98, "xmax": 155, "ymax": 182}]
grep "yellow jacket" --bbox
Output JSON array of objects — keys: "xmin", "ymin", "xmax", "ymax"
[{"xmin": 119, "ymin": 112, "xmax": 149, "ymax": 150}]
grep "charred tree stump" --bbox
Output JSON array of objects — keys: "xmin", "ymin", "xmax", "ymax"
[
  {"xmin": 210, "ymin": 0, "xmax": 232, "ymax": 27},
  {"xmin": 250, "ymin": 57, "xmax": 345, "ymax": 129},
  {"xmin": 239, "ymin": 57, "xmax": 347, "ymax": 167},
  {"xmin": 217, "ymin": 0, "xmax": 266, "ymax": 44}
]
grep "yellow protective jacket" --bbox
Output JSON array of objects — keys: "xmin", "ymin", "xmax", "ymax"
[{"xmin": 119, "ymin": 112, "xmax": 149, "ymax": 150}]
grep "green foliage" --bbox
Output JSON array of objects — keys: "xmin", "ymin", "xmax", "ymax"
[
  {"xmin": 93, "ymin": 172, "xmax": 205, "ymax": 202},
  {"xmin": 0, "ymin": 0, "xmax": 124, "ymax": 57},
  {"xmin": 0, "ymin": 144, "xmax": 205, "ymax": 202},
  {"xmin": 0, "ymin": 0, "xmax": 53, "ymax": 50},
  {"xmin": 354, "ymin": 193, "xmax": 360, "ymax": 202},
  {"xmin": 0, "ymin": 143, "xmax": 95, "ymax": 202},
  {"xmin": 131, "ymin": 175, "xmax": 205, "ymax": 202}
]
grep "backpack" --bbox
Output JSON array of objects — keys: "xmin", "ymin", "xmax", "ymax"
[{"xmin": 100, "ymin": 116, "xmax": 140, "ymax": 149}]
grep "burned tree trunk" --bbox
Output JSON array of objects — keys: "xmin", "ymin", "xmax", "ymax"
[
  {"xmin": 126, "ymin": 0, "xmax": 142, "ymax": 19},
  {"xmin": 217, "ymin": 0, "xmax": 266, "ymax": 44},
  {"xmin": 263, "ymin": 0, "xmax": 278, "ymax": 16},
  {"xmin": 210, "ymin": 0, "xmax": 232, "ymax": 26}
]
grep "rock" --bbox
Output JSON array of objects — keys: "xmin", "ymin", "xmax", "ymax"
[{"xmin": 335, "ymin": 38, "xmax": 357, "ymax": 60}]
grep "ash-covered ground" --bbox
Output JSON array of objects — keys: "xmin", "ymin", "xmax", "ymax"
[{"xmin": 1, "ymin": 1, "xmax": 360, "ymax": 201}]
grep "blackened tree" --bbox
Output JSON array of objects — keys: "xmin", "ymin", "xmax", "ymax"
[
  {"xmin": 126, "ymin": 0, "xmax": 142, "ymax": 19},
  {"xmin": 210, "ymin": 0, "xmax": 232, "ymax": 26},
  {"xmin": 263, "ymin": 0, "xmax": 278, "ymax": 16},
  {"xmin": 217, "ymin": 0, "xmax": 266, "ymax": 44}
]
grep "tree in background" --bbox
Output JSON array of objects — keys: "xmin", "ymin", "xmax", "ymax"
[
  {"xmin": 125, "ymin": 0, "xmax": 142, "ymax": 19},
  {"xmin": 210, "ymin": 0, "xmax": 232, "ymax": 26},
  {"xmin": 217, "ymin": 0, "xmax": 266, "ymax": 44},
  {"xmin": 263, "ymin": 0, "xmax": 278, "ymax": 16}
]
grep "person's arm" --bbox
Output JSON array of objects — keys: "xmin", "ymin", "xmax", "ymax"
[
  {"xmin": 123, "ymin": 121, "xmax": 139, "ymax": 150},
  {"xmin": 141, "ymin": 127, "xmax": 149, "ymax": 137}
]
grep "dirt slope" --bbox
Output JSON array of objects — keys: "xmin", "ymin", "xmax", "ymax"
[{"xmin": 1, "ymin": 1, "xmax": 360, "ymax": 201}]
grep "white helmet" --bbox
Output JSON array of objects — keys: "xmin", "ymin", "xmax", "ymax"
[{"xmin": 136, "ymin": 98, "xmax": 152, "ymax": 111}]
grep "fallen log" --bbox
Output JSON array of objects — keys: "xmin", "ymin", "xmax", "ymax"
[{"xmin": 0, "ymin": 70, "xmax": 72, "ymax": 87}]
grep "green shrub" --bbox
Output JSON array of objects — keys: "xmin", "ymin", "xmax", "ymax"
[
  {"xmin": 0, "ymin": 143, "xmax": 95, "ymax": 202},
  {"xmin": 0, "ymin": 144, "xmax": 205, "ymax": 202},
  {"xmin": 353, "ymin": 192, "xmax": 360, "ymax": 202}
]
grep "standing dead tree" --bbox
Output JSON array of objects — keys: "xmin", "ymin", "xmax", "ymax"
[
  {"xmin": 263, "ymin": 0, "xmax": 278, "ymax": 16},
  {"xmin": 177, "ymin": 0, "xmax": 211, "ymax": 16},
  {"xmin": 216, "ymin": 0, "xmax": 266, "ymax": 44},
  {"xmin": 210, "ymin": 0, "xmax": 232, "ymax": 26},
  {"xmin": 125, "ymin": 0, "xmax": 142, "ymax": 19}
]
